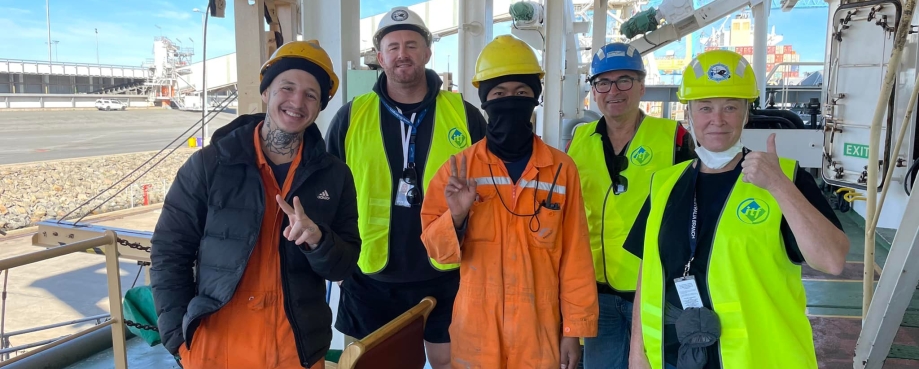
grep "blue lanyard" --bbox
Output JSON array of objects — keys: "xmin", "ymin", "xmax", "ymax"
[{"xmin": 382, "ymin": 100, "xmax": 428, "ymax": 165}]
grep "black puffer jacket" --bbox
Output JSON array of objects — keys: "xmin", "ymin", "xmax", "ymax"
[{"xmin": 150, "ymin": 114, "xmax": 360, "ymax": 367}]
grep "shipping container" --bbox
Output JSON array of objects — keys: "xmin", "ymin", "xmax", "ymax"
[
  {"xmin": 784, "ymin": 45, "xmax": 792, "ymax": 53},
  {"xmin": 768, "ymin": 46, "xmax": 776, "ymax": 54},
  {"xmin": 767, "ymin": 54, "xmax": 775, "ymax": 63}
]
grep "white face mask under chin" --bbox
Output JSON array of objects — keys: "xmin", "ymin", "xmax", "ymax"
[{"xmin": 688, "ymin": 115, "xmax": 745, "ymax": 170}]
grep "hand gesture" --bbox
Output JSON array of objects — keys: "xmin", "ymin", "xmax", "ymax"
[
  {"xmin": 741, "ymin": 133, "xmax": 787, "ymax": 192},
  {"xmin": 276, "ymin": 195, "xmax": 322, "ymax": 249},
  {"xmin": 445, "ymin": 155, "xmax": 477, "ymax": 227}
]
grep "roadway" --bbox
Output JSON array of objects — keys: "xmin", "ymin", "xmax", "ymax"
[{"xmin": 0, "ymin": 109, "xmax": 238, "ymax": 165}]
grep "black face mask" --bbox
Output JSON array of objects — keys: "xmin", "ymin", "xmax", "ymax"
[{"xmin": 482, "ymin": 96, "xmax": 539, "ymax": 162}]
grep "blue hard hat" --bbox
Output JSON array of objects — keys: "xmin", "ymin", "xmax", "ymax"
[{"xmin": 589, "ymin": 42, "xmax": 645, "ymax": 81}]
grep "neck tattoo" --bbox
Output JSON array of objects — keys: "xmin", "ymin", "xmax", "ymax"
[{"xmin": 262, "ymin": 114, "xmax": 301, "ymax": 158}]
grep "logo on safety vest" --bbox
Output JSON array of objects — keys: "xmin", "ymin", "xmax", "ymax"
[
  {"xmin": 737, "ymin": 198, "xmax": 769, "ymax": 224},
  {"xmin": 707, "ymin": 63, "xmax": 731, "ymax": 82},
  {"xmin": 391, "ymin": 9, "xmax": 409, "ymax": 21},
  {"xmin": 629, "ymin": 145, "xmax": 653, "ymax": 166},
  {"xmin": 448, "ymin": 128, "xmax": 468, "ymax": 149}
]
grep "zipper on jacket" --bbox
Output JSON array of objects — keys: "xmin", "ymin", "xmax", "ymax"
[
  {"xmin": 279, "ymin": 240, "xmax": 308, "ymax": 365},
  {"xmin": 280, "ymin": 163, "xmax": 324, "ymax": 366}
]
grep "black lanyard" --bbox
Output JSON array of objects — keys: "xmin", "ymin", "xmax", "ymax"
[{"xmin": 685, "ymin": 161, "xmax": 702, "ymax": 277}]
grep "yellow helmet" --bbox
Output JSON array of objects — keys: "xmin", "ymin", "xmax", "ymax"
[
  {"xmin": 677, "ymin": 50, "xmax": 757, "ymax": 104},
  {"xmin": 259, "ymin": 40, "xmax": 340, "ymax": 100},
  {"xmin": 471, "ymin": 35, "xmax": 545, "ymax": 88}
]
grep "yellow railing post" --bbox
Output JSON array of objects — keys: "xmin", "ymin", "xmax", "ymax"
[{"xmin": 104, "ymin": 230, "xmax": 128, "ymax": 369}]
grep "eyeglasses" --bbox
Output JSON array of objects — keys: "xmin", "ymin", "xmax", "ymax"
[
  {"xmin": 592, "ymin": 77, "xmax": 638, "ymax": 93},
  {"xmin": 402, "ymin": 165, "xmax": 422, "ymax": 206},
  {"xmin": 612, "ymin": 155, "xmax": 629, "ymax": 195}
]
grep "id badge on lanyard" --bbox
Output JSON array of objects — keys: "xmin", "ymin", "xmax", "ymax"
[
  {"xmin": 675, "ymin": 164, "xmax": 704, "ymax": 309},
  {"xmin": 385, "ymin": 102, "xmax": 428, "ymax": 208}
]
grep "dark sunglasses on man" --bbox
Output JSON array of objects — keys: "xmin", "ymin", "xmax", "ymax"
[{"xmin": 401, "ymin": 165, "xmax": 422, "ymax": 206}]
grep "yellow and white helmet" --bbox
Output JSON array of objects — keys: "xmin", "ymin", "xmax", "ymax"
[{"xmin": 373, "ymin": 6, "xmax": 432, "ymax": 50}]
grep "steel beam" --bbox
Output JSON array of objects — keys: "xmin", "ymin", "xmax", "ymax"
[
  {"xmin": 588, "ymin": 0, "xmax": 608, "ymax": 113},
  {"xmin": 302, "ymin": 0, "xmax": 361, "ymax": 136},
  {"xmin": 31, "ymin": 221, "xmax": 152, "ymax": 262},
  {"xmin": 752, "ymin": 1, "xmax": 770, "ymax": 102},
  {"xmin": 458, "ymin": 0, "xmax": 494, "ymax": 109},
  {"xmin": 542, "ymin": 0, "xmax": 568, "ymax": 148},
  {"xmin": 853, "ymin": 186, "xmax": 919, "ymax": 368},
  {"xmin": 234, "ymin": 0, "xmax": 268, "ymax": 115}
]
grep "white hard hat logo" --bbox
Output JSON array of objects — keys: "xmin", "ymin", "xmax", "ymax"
[{"xmin": 391, "ymin": 9, "xmax": 409, "ymax": 21}]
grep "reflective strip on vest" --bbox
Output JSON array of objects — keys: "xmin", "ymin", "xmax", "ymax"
[
  {"xmin": 345, "ymin": 91, "xmax": 470, "ymax": 274},
  {"xmin": 567, "ymin": 116, "xmax": 678, "ymax": 290},
  {"xmin": 640, "ymin": 157, "xmax": 816, "ymax": 369}
]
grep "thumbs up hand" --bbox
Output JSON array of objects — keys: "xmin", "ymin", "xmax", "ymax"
[{"xmin": 741, "ymin": 133, "xmax": 788, "ymax": 192}]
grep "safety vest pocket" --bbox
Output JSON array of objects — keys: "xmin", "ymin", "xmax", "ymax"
[{"xmin": 528, "ymin": 207, "xmax": 562, "ymax": 249}]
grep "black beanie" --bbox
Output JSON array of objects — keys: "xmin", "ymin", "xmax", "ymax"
[
  {"xmin": 260, "ymin": 58, "xmax": 333, "ymax": 110},
  {"xmin": 477, "ymin": 74, "xmax": 543, "ymax": 106}
]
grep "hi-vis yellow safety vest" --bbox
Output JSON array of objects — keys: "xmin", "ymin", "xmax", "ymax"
[
  {"xmin": 345, "ymin": 91, "xmax": 470, "ymax": 274},
  {"xmin": 567, "ymin": 116, "xmax": 678, "ymax": 291},
  {"xmin": 640, "ymin": 158, "xmax": 817, "ymax": 369}
]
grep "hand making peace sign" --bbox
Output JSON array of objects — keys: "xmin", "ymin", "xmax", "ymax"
[
  {"xmin": 445, "ymin": 154, "xmax": 477, "ymax": 227},
  {"xmin": 276, "ymin": 194, "xmax": 322, "ymax": 249}
]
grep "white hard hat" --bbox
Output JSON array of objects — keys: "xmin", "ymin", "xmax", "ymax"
[{"xmin": 373, "ymin": 6, "xmax": 432, "ymax": 50}]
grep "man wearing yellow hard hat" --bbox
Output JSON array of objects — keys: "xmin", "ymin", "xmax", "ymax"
[
  {"xmin": 420, "ymin": 34, "xmax": 598, "ymax": 369},
  {"xmin": 151, "ymin": 40, "xmax": 360, "ymax": 369},
  {"xmin": 623, "ymin": 49, "xmax": 848, "ymax": 369},
  {"xmin": 325, "ymin": 6, "xmax": 486, "ymax": 368}
]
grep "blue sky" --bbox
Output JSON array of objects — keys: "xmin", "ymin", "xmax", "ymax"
[{"xmin": 0, "ymin": 0, "xmax": 828, "ymax": 78}]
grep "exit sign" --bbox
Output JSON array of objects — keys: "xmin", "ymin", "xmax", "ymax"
[{"xmin": 844, "ymin": 143, "xmax": 870, "ymax": 159}]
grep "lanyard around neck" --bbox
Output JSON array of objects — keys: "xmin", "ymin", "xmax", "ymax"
[{"xmin": 383, "ymin": 101, "xmax": 428, "ymax": 170}]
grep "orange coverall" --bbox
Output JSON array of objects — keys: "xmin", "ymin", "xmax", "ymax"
[
  {"xmin": 421, "ymin": 137, "xmax": 599, "ymax": 369},
  {"xmin": 177, "ymin": 123, "xmax": 324, "ymax": 369}
]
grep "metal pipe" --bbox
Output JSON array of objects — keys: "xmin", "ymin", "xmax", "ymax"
[
  {"xmin": 753, "ymin": 2, "xmax": 769, "ymax": 101},
  {"xmin": 763, "ymin": 61, "xmax": 825, "ymax": 83},
  {"xmin": 0, "ymin": 234, "xmax": 115, "ymax": 271},
  {"xmin": 0, "ymin": 320, "xmax": 112, "ymax": 366},
  {"xmin": 0, "ymin": 336, "xmax": 66, "ymax": 356},
  {"xmin": 45, "ymin": 0, "xmax": 52, "ymax": 65},
  {"xmin": 105, "ymin": 230, "xmax": 128, "ymax": 369},
  {"xmin": 863, "ymin": 0, "xmax": 918, "ymax": 319},
  {"xmin": 0, "ymin": 270, "xmax": 7, "ymax": 353},
  {"xmin": 202, "ymin": 5, "xmax": 209, "ymax": 147},
  {"xmin": 1, "ymin": 314, "xmax": 110, "ymax": 338},
  {"xmin": 871, "ymin": 64, "xmax": 919, "ymax": 232}
]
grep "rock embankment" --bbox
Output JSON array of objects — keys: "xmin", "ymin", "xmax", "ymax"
[{"xmin": 0, "ymin": 149, "xmax": 197, "ymax": 231}]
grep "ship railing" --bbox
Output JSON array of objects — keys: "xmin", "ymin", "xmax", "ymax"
[{"xmin": 0, "ymin": 232, "xmax": 129, "ymax": 369}]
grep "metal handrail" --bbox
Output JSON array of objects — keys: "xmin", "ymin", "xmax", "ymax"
[
  {"xmin": 764, "ymin": 61, "xmax": 825, "ymax": 83},
  {"xmin": 1, "ymin": 314, "xmax": 109, "ymax": 339},
  {"xmin": 0, "ymin": 321, "xmax": 114, "ymax": 367},
  {"xmin": 0, "ymin": 231, "xmax": 127, "ymax": 368}
]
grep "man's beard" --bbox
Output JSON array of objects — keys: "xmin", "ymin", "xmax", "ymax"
[{"xmin": 387, "ymin": 65, "xmax": 424, "ymax": 84}]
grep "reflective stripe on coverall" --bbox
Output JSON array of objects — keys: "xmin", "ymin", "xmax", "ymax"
[{"xmin": 421, "ymin": 136, "xmax": 599, "ymax": 369}]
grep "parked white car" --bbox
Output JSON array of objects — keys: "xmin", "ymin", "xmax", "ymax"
[{"xmin": 95, "ymin": 99, "xmax": 126, "ymax": 111}]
